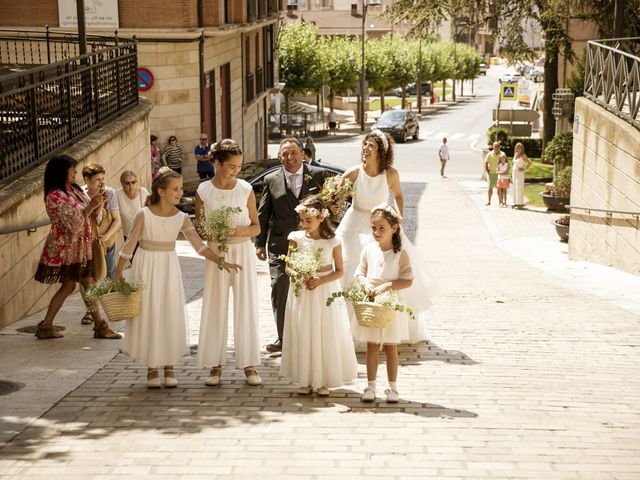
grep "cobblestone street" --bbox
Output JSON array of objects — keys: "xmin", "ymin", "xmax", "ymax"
[{"xmin": 1, "ymin": 174, "xmax": 639, "ymax": 479}]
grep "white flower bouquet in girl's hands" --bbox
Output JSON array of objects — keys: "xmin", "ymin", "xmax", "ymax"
[
  {"xmin": 326, "ymin": 283, "xmax": 414, "ymax": 328},
  {"xmin": 319, "ymin": 175, "xmax": 354, "ymax": 222},
  {"xmin": 84, "ymin": 278, "xmax": 143, "ymax": 321},
  {"xmin": 279, "ymin": 246, "xmax": 323, "ymax": 297},
  {"xmin": 197, "ymin": 206, "xmax": 242, "ymax": 269}
]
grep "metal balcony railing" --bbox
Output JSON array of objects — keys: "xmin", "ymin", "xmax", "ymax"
[
  {"xmin": 0, "ymin": 29, "xmax": 138, "ymax": 184},
  {"xmin": 584, "ymin": 37, "xmax": 640, "ymax": 130}
]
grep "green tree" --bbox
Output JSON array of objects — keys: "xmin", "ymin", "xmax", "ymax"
[
  {"xmin": 278, "ymin": 21, "xmax": 326, "ymax": 115},
  {"xmin": 318, "ymin": 36, "xmax": 359, "ymax": 110}
]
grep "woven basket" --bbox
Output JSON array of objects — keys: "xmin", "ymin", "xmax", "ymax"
[
  {"xmin": 353, "ymin": 301, "xmax": 394, "ymax": 328},
  {"xmin": 99, "ymin": 291, "xmax": 141, "ymax": 322}
]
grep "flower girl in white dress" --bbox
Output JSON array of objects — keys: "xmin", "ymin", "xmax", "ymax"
[
  {"xmin": 352, "ymin": 204, "xmax": 414, "ymax": 404},
  {"xmin": 113, "ymin": 168, "xmax": 241, "ymax": 388},
  {"xmin": 280, "ymin": 195, "xmax": 357, "ymax": 396}
]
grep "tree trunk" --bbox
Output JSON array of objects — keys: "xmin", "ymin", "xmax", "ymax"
[
  {"xmin": 543, "ymin": 48, "xmax": 559, "ymax": 146},
  {"xmin": 380, "ymin": 91, "xmax": 386, "ymax": 112},
  {"xmin": 285, "ymin": 94, "xmax": 291, "ymax": 135},
  {"xmin": 461, "ymin": 79, "xmax": 464, "ymax": 97},
  {"xmin": 442, "ymin": 80, "xmax": 446, "ymax": 101}
]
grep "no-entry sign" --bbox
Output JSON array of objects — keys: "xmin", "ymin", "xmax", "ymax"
[{"xmin": 137, "ymin": 67, "xmax": 155, "ymax": 92}]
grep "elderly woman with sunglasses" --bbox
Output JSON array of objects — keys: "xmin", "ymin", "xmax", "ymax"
[{"xmin": 116, "ymin": 170, "xmax": 150, "ymax": 243}]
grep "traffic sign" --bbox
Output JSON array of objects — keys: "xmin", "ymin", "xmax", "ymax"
[
  {"xmin": 137, "ymin": 67, "xmax": 155, "ymax": 92},
  {"xmin": 500, "ymin": 83, "xmax": 518, "ymax": 100}
]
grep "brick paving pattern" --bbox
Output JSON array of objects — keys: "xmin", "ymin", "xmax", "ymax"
[{"xmin": 1, "ymin": 174, "xmax": 639, "ymax": 479}]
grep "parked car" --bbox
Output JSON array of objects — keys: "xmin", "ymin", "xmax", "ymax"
[
  {"xmin": 177, "ymin": 161, "xmax": 346, "ymax": 215},
  {"xmin": 526, "ymin": 68, "xmax": 544, "ymax": 83},
  {"xmin": 499, "ymin": 72, "xmax": 522, "ymax": 83},
  {"xmin": 371, "ymin": 109, "xmax": 419, "ymax": 143},
  {"xmin": 479, "ymin": 63, "xmax": 487, "ymax": 75},
  {"xmin": 394, "ymin": 82, "xmax": 431, "ymax": 97}
]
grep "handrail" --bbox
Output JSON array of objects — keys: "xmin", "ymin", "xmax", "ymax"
[
  {"xmin": 567, "ymin": 205, "xmax": 640, "ymax": 219},
  {"xmin": 0, "ymin": 218, "xmax": 51, "ymax": 235}
]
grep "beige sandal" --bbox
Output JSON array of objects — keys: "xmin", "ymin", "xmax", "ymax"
[
  {"xmin": 244, "ymin": 367, "xmax": 262, "ymax": 386},
  {"xmin": 205, "ymin": 366, "xmax": 222, "ymax": 386}
]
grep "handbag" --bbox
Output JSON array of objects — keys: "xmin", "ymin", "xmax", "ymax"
[
  {"xmin": 91, "ymin": 208, "xmax": 109, "ymax": 280},
  {"xmin": 94, "ymin": 206, "xmax": 115, "ymax": 249}
]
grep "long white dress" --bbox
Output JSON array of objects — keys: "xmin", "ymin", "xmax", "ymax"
[
  {"xmin": 335, "ymin": 165, "xmax": 436, "ymax": 343},
  {"xmin": 351, "ymin": 243, "xmax": 414, "ymax": 345},
  {"xmin": 511, "ymin": 154, "xmax": 527, "ymax": 206},
  {"xmin": 196, "ymin": 179, "xmax": 260, "ymax": 369},
  {"xmin": 119, "ymin": 207, "xmax": 209, "ymax": 367},
  {"xmin": 280, "ymin": 231, "xmax": 358, "ymax": 388}
]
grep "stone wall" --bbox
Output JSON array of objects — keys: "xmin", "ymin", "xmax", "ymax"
[
  {"xmin": 0, "ymin": 99, "xmax": 153, "ymax": 328},
  {"xmin": 570, "ymin": 98, "xmax": 640, "ymax": 276}
]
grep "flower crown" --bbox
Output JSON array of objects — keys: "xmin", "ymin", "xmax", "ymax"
[
  {"xmin": 370, "ymin": 129, "xmax": 389, "ymax": 152},
  {"xmin": 371, "ymin": 202, "xmax": 403, "ymax": 222},
  {"xmin": 295, "ymin": 204, "xmax": 330, "ymax": 218}
]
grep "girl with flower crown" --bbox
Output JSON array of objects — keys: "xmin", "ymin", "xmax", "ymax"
[
  {"xmin": 280, "ymin": 195, "xmax": 357, "ymax": 397},
  {"xmin": 335, "ymin": 130, "xmax": 438, "ymax": 345}
]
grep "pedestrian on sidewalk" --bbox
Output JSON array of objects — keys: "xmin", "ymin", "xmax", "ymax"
[
  {"xmin": 304, "ymin": 136, "xmax": 316, "ymax": 161},
  {"xmin": 195, "ymin": 140, "xmax": 262, "ymax": 387},
  {"xmin": 194, "ymin": 134, "xmax": 215, "ymax": 180},
  {"xmin": 511, "ymin": 142, "xmax": 532, "ymax": 209},
  {"xmin": 33, "ymin": 155, "xmax": 121, "ymax": 340},
  {"xmin": 150, "ymin": 135, "xmax": 161, "ymax": 181},
  {"xmin": 484, "ymin": 141, "xmax": 504, "ymax": 205},
  {"xmin": 438, "ymin": 137, "xmax": 449, "ymax": 178},
  {"xmin": 116, "ymin": 170, "xmax": 149, "ymax": 261},
  {"xmin": 256, "ymin": 138, "xmax": 326, "ymax": 353},
  {"xmin": 113, "ymin": 168, "xmax": 241, "ymax": 389},
  {"xmin": 328, "ymin": 109, "xmax": 337, "ymax": 135},
  {"xmin": 496, "ymin": 154, "xmax": 511, "ymax": 207},
  {"xmin": 162, "ymin": 135, "xmax": 183, "ymax": 175},
  {"xmin": 280, "ymin": 196, "xmax": 357, "ymax": 397},
  {"xmin": 354, "ymin": 204, "xmax": 414, "ymax": 404}
]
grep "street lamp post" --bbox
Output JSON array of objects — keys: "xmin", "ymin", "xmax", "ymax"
[{"xmin": 359, "ymin": 1, "xmax": 380, "ymax": 132}]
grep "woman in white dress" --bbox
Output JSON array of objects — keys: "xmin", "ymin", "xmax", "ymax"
[
  {"xmin": 113, "ymin": 168, "xmax": 241, "ymax": 388},
  {"xmin": 511, "ymin": 142, "xmax": 532, "ymax": 209},
  {"xmin": 280, "ymin": 196, "xmax": 357, "ymax": 396},
  {"xmin": 195, "ymin": 139, "xmax": 262, "ymax": 387},
  {"xmin": 336, "ymin": 130, "xmax": 436, "ymax": 343}
]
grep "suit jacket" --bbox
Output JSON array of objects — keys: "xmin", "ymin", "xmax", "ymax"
[{"xmin": 256, "ymin": 164, "xmax": 326, "ymax": 257}]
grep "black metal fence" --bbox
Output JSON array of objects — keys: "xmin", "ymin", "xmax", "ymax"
[
  {"xmin": 584, "ymin": 38, "xmax": 640, "ymax": 130},
  {"xmin": 0, "ymin": 29, "xmax": 139, "ymax": 184}
]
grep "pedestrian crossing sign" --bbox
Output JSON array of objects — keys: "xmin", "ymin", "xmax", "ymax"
[{"xmin": 501, "ymin": 83, "xmax": 518, "ymax": 100}]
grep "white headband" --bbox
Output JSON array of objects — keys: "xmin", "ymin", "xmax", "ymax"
[
  {"xmin": 295, "ymin": 204, "xmax": 330, "ymax": 218},
  {"xmin": 371, "ymin": 202, "xmax": 403, "ymax": 222},
  {"xmin": 370, "ymin": 129, "xmax": 389, "ymax": 152}
]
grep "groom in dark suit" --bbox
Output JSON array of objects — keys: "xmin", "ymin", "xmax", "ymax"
[{"xmin": 256, "ymin": 137, "xmax": 326, "ymax": 352}]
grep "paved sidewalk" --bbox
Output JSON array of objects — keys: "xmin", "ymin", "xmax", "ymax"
[{"xmin": 1, "ymin": 173, "xmax": 640, "ymax": 479}]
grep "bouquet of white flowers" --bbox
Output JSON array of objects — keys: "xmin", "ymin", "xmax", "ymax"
[
  {"xmin": 197, "ymin": 206, "xmax": 242, "ymax": 269},
  {"xmin": 279, "ymin": 246, "xmax": 323, "ymax": 297}
]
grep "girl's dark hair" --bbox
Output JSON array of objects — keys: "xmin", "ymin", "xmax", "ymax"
[
  {"xmin": 363, "ymin": 132, "xmax": 394, "ymax": 174},
  {"xmin": 150, "ymin": 134, "xmax": 158, "ymax": 142},
  {"xmin": 146, "ymin": 168, "xmax": 181, "ymax": 206},
  {"xmin": 298, "ymin": 195, "xmax": 334, "ymax": 239},
  {"xmin": 44, "ymin": 155, "xmax": 78, "ymax": 197},
  {"xmin": 210, "ymin": 139, "xmax": 243, "ymax": 164},
  {"xmin": 371, "ymin": 206, "xmax": 402, "ymax": 253}
]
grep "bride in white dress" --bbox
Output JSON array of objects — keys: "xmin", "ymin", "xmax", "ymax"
[{"xmin": 335, "ymin": 130, "xmax": 437, "ymax": 343}]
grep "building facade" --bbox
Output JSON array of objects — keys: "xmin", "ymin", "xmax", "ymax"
[{"xmin": 0, "ymin": 0, "xmax": 283, "ymax": 186}]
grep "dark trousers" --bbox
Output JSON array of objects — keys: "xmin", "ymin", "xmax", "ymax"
[
  {"xmin": 268, "ymin": 255, "xmax": 290, "ymax": 341},
  {"xmin": 198, "ymin": 171, "xmax": 214, "ymax": 180}
]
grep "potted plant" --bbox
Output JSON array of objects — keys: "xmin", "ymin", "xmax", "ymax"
[
  {"xmin": 540, "ymin": 166, "xmax": 572, "ymax": 211},
  {"xmin": 554, "ymin": 214, "xmax": 570, "ymax": 242}
]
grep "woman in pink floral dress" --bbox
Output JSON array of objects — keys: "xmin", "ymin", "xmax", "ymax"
[{"xmin": 34, "ymin": 155, "xmax": 122, "ymax": 340}]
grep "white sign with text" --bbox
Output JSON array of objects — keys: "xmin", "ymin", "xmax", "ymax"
[{"xmin": 58, "ymin": 0, "xmax": 119, "ymax": 29}]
